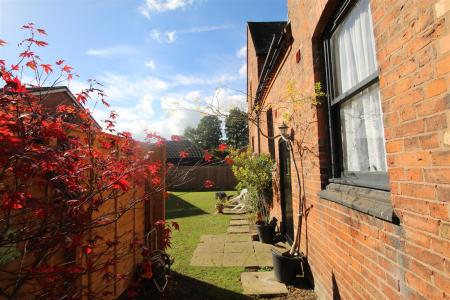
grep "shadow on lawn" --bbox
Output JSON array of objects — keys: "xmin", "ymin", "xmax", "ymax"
[
  {"xmin": 166, "ymin": 194, "xmax": 208, "ymax": 219},
  {"xmin": 158, "ymin": 271, "xmax": 252, "ymax": 300}
]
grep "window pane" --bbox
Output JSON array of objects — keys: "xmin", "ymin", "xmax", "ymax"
[
  {"xmin": 340, "ymin": 82, "xmax": 387, "ymax": 172},
  {"xmin": 331, "ymin": 0, "xmax": 377, "ymax": 95}
]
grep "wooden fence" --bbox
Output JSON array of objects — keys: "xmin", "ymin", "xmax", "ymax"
[
  {"xmin": 0, "ymin": 140, "xmax": 166, "ymax": 299},
  {"xmin": 82, "ymin": 144, "xmax": 166, "ymax": 298},
  {"xmin": 167, "ymin": 165, "xmax": 237, "ymax": 191}
]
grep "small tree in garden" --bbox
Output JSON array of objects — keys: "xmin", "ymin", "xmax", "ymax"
[
  {"xmin": 185, "ymin": 115, "xmax": 222, "ymax": 150},
  {"xmin": 0, "ymin": 24, "xmax": 182, "ymax": 299},
  {"xmin": 225, "ymin": 108, "xmax": 248, "ymax": 149}
]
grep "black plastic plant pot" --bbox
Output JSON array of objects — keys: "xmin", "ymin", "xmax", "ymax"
[
  {"xmin": 256, "ymin": 223, "xmax": 275, "ymax": 244},
  {"xmin": 271, "ymin": 250, "xmax": 302, "ymax": 284}
]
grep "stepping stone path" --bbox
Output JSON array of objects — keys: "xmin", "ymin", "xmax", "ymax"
[
  {"xmin": 230, "ymin": 219, "xmax": 249, "ymax": 226},
  {"xmin": 227, "ymin": 225, "xmax": 250, "ymax": 234},
  {"xmin": 189, "ymin": 210, "xmax": 292, "ymax": 297},
  {"xmin": 191, "ymin": 215, "xmax": 279, "ymax": 267},
  {"xmin": 241, "ymin": 271, "xmax": 288, "ymax": 296},
  {"xmin": 230, "ymin": 214, "xmax": 247, "ymax": 220}
]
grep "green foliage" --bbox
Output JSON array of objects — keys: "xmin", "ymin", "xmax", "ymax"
[
  {"xmin": 183, "ymin": 126, "xmax": 198, "ymax": 142},
  {"xmin": 184, "ymin": 115, "xmax": 222, "ymax": 150},
  {"xmin": 230, "ymin": 149, "xmax": 273, "ymax": 222},
  {"xmin": 225, "ymin": 108, "xmax": 248, "ymax": 149}
]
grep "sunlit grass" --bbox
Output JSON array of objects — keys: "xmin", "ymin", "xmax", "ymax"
[{"xmin": 166, "ymin": 191, "xmax": 246, "ymax": 298}]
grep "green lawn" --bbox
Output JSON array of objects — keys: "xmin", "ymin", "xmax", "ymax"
[{"xmin": 166, "ymin": 191, "xmax": 247, "ymax": 299}]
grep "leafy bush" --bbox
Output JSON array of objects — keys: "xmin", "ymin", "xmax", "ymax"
[{"xmin": 230, "ymin": 149, "xmax": 274, "ymax": 223}]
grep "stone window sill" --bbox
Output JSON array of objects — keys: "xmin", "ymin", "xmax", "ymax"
[{"xmin": 318, "ymin": 183, "xmax": 399, "ymax": 224}]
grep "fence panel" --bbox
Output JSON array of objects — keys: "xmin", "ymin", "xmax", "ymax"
[{"xmin": 167, "ymin": 165, "xmax": 237, "ymax": 191}]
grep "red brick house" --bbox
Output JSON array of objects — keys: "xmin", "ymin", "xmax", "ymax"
[{"xmin": 247, "ymin": 0, "xmax": 449, "ymax": 299}]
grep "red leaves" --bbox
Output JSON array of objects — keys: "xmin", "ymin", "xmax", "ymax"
[
  {"xmin": 179, "ymin": 151, "xmax": 189, "ymax": 159},
  {"xmin": 62, "ymin": 65, "xmax": 73, "ymax": 73},
  {"xmin": 101, "ymin": 98, "xmax": 110, "ymax": 108},
  {"xmin": 19, "ymin": 50, "xmax": 34, "ymax": 58},
  {"xmin": 66, "ymin": 199, "xmax": 80, "ymax": 206},
  {"xmin": 85, "ymin": 246, "xmax": 93, "ymax": 255},
  {"xmin": 1, "ymin": 72, "xmax": 27, "ymax": 93},
  {"xmin": 153, "ymin": 220, "xmax": 179, "ymax": 251},
  {"xmin": 224, "ymin": 157, "xmax": 234, "ymax": 166},
  {"xmin": 55, "ymin": 59, "xmax": 64, "ymax": 65},
  {"xmin": 37, "ymin": 28, "xmax": 47, "ymax": 35},
  {"xmin": 204, "ymin": 180, "xmax": 214, "ymax": 189},
  {"xmin": 21, "ymin": 23, "xmax": 34, "ymax": 29},
  {"xmin": 11, "ymin": 64, "xmax": 19, "ymax": 71},
  {"xmin": 113, "ymin": 177, "xmax": 130, "ymax": 192},
  {"xmin": 40, "ymin": 64, "xmax": 52, "ymax": 74},
  {"xmin": 171, "ymin": 221, "xmax": 180, "ymax": 231},
  {"xmin": 170, "ymin": 135, "xmax": 182, "ymax": 141},
  {"xmin": 2, "ymin": 192, "xmax": 30, "ymax": 210},
  {"xmin": 203, "ymin": 151, "xmax": 213, "ymax": 162},
  {"xmin": 76, "ymin": 92, "xmax": 87, "ymax": 104},
  {"xmin": 218, "ymin": 143, "xmax": 228, "ymax": 152},
  {"xmin": 34, "ymin": 40, "xmax": 48, "ymax": 47},
  {"xmin": 0, "ymin": 39, "xmax": 7, "ymax": 46},
  {"xmin": 147, "ymin": 162, "xmax": 161, "ymax": 175},
  {"xmin": 26, "ymin": 60, "xmax": 37, "ymax": 70}
]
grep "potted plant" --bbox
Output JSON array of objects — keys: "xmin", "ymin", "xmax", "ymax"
[
  {"xmin": 271, "ymin": 249, "xmax": 303, "ymax": 284},
  {"xmin": 230, "ymin": 150, "xmax": 276, "ymax": 244},
  {"xmin": 252, "ymin": 190, "xmax": 276, "ymax": 243},
  {"xmin": 215, "ymin": 197, "xmax": 226, "ymax": 213}
]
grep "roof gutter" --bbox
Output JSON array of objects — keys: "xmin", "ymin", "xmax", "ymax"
[{"xmin": 254, "ymin": 22, "xmax": 292, "ymax": 107}]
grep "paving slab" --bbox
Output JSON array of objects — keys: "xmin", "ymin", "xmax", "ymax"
[
  {"xmin": 255, "ymin": 251, "xmax": 273, "ymax": 267},
  {"xmin": 227, "ymin": 225, "xmax": 250, "ymax": 233},
  {"xmin": 225, "ymin": 234, "xmax": 252, "ymax": 242},
  {"xmin": 194, "ymin": 241, "xmax": 225, "ymax": 253},
  {"xmin": 230, "ymin": 219, "xmax": 249, "ymax": 226},
  {"xmin": 224, "ymin": 241, "xmax": 253, "ymax": 253},
  {"xmin": 200, "ymin": 234, "xmax": 226, "ymax": 243},
  {"xmin": 241, "ymin": 272, "xmax": 288, "ymax": 296},
  {"xmin": 190, "ymin": 252, "xmax": 223, "ymax": 267},
  {"xmin": 223, "ymin": 208, "xmax": 246, "ymax": 214},
  {"xmin": 230, "ymin": 214, "xmax": 247, "ymax": 220},
  {"xmin": 252, "ymin": 241, "xmax": 274, "ymax": 253},
  {"xmin": 222, "ymin": 251, "xmax": 258, "ymax": 267}
]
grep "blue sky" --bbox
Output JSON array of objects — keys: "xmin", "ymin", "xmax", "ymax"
[{"xmin": 0, "ymin": 0, "xmax": 287, "ymax": 139}]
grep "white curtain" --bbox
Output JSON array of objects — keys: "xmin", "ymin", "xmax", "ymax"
[
  {"xmin": 331, "ymin": 0, "xmax": 377, "ymax": 95},
  {"xmin": 331, "ymin": 0, "xmax": 387, "ymax": 173},
  {"xmin": 340, "ymin": 83, "xmax": 387, "ymax": 172}
]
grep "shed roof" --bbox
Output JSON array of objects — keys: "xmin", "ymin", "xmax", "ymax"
[{"xmin": 166, "ymin": 140, "xmax": 204, "ymax": 160}]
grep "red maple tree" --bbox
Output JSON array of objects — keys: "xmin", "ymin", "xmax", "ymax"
[{"xmin": 0, "ymin": 24, "xmax": 176, "ymax": 299}]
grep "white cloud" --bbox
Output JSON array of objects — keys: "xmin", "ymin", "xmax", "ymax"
[
  {"xmin": 173, "ymin": 73, "xmax": 240, "ymax": 86},
  {"xmin": 166, "ymin": 31, "xmax": 177, "ymax": 43},
  {"xmin": 139, "ymin": 0, "xmax": 194, "ymax": 18},
  {"xmin": 181, "ymin": 24, "xmax": 233, "ymax": 33},
  {"xmin": 150, "ymin": 29, "xmax": 177, "ymax": 43},
  {"xmin": 239, "ymin": 63, "xmax": 246, "ymax": 78},
  {"xmin": 145, "ymin": 59, "xmax": 156, "ymax": 70},
  {"xmin": 97, "ymin": 72, "xmax": 169, "ymax": 103},
  {"xmin": 149, "ymin": 25, "xmax": 232, "ymax": 44},
  {"xmin": 207, "ymin": 88, "xmax": 247, "ymax": 113},
  {"xmin": 90, "ymin": 85, "xmax": 246, "ymax": 141},
  {"xmin": 85, "ymin": 45, "xmax": 137, "ymax": 57},
  {"xmin": 236, "ymin": 45, "xmax": 246, "ymax": 58}
]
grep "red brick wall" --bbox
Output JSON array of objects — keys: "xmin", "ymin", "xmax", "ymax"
[{"xmin": 248, "ymin": 0, "xmax": 450, "ymax": 299}]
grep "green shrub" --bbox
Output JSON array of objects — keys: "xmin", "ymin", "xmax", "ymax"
[{"xmin": 230, "ymin": 149, "xmax": 274, "ymax": 223}]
